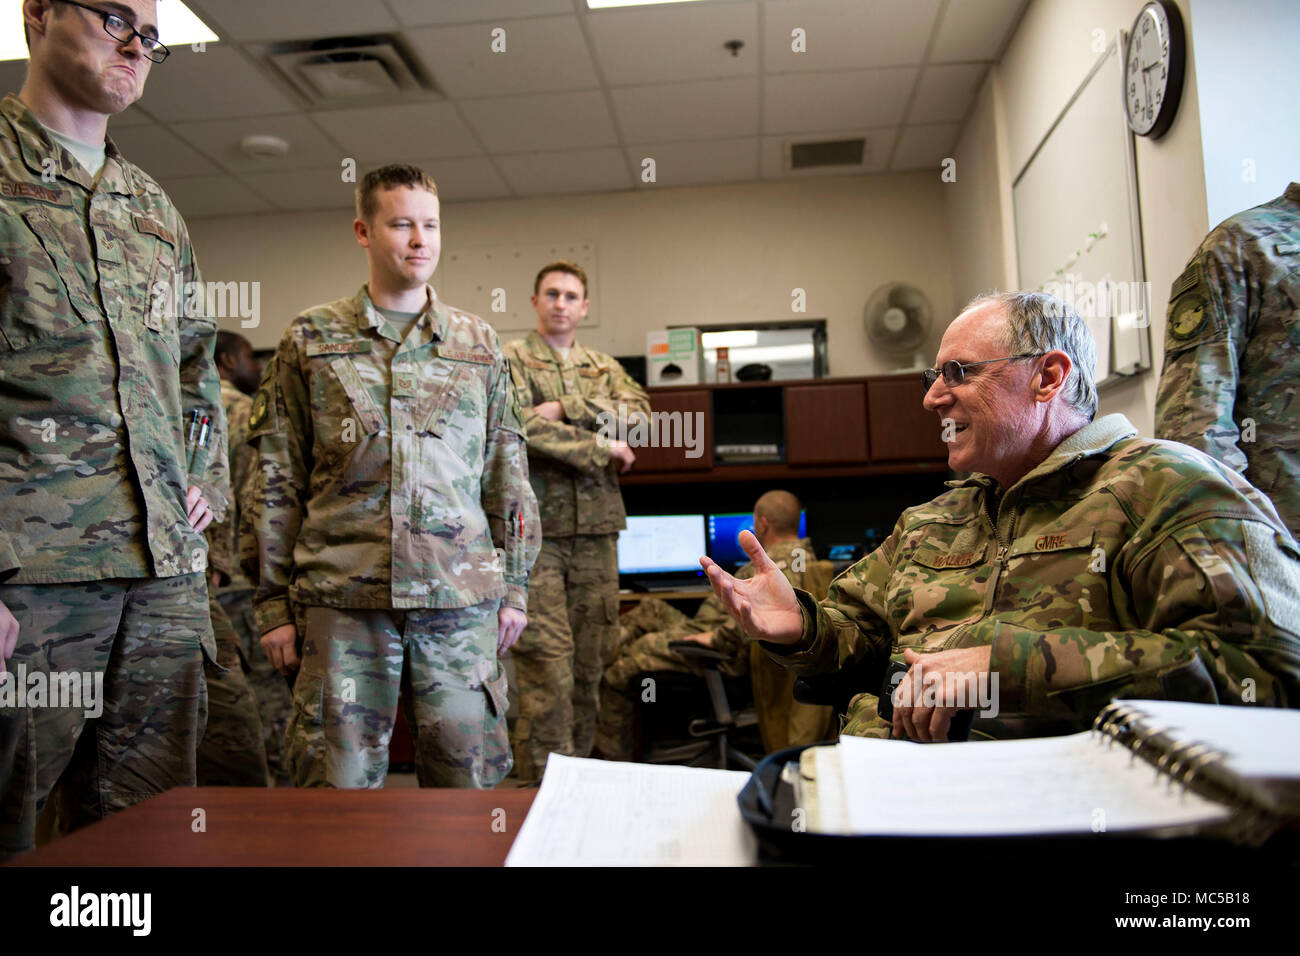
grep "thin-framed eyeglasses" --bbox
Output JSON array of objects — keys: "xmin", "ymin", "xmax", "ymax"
[
  {"xmin": 920, "ymin": 353, "xmax": 1044, "ymax": 391},
  {"xmin": 57, "ymin": 0, "xmax": 171, "ymax": 63}
]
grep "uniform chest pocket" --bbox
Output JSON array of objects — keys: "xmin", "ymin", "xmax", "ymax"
[
  {"xmin": 0, "ymin": 208, "xmax": 99, "ymax": 351},
  {"xmin": 1003, "ymin": 528, "xmax": 1103, "ymax": 624},
  {"xmin": 888, "ymin": 539, "xmax": 989, "ymax": 637},
  {"xmin": 416, "ymin": 361, "xmax": 490, "ymax": 450}
]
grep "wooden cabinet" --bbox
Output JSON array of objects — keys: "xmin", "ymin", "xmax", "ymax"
[
  {"xmin": 631, "ymin": 388, "xmax": 712, "ymax": 472},
  {"xmin": 785, "ymin": 383, "xmax": 869, "ymax": 465},
  {"xmin": 866, "ymin": 376, "xmax": 948, "ymax": 462}
]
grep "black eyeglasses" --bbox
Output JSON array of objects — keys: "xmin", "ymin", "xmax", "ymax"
[
  {"xmin": 58, "ymin": 0, "xmax": 171, "ymax": 63},
  {"xmin": 921, "ymin": 353, "xmax": 1043, "ymax": 391}
]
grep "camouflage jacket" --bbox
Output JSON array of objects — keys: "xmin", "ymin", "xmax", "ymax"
[
  {"xmin": 0, "ymin": 94, "xmax": 228, "ymax": 586},
  {"xmin": 696, "ymin": 537, "xmax": 816, "ymax": 661},
  {"xmin": 768, "ymin": 414, "xmax": 1300, "ymax": 738},
  {"xmin": 206, "ymin": 378, "xmax": 254, "ymax": 591},
  {"xmin": 1154, "ymin": 183, "xmax": 1300, "ymax": 537},
  {"xmin": 504, "ymin": 331, "xmax": 649, "ymax": 537},
  {"xmin": 243, "ymin": 285, "xmax": 539, "ymax": 636}
]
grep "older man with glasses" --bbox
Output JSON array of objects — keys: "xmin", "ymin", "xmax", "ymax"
[
  {"xmin": 1, "ymin": 0, "xmax": 228, "ymax": 855},
  {"xmin": 702, "ymin": 292, "xmax": 1300, "ymax": 742}
]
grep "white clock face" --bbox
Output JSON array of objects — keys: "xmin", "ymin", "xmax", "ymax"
[{"xmin": 1126, "ymin": 3, "xmax": 1172, "ymax": 135}]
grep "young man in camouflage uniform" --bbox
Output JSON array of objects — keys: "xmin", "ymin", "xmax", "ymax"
[
  {"xmin": 1, "ymin": 0, "xmax": 227, "ymax": 854},
  {"xmin": 595, "ymin": 490, "xmax": 831, "ymax": 758},
  {"xmin": 704, "ymin": 292, "xmax": 1300, "ymax": 741},
  {"xmin": 1154, "ymin": 183, "xmax": 1299, "ymax": 537},
  {"xmin": 247, "ymin": 165, "xmax": 539, "ymax": 788},
  {"xmin": 504, "ymin": 261, "xmax": 650, "ymax": 782},
  {"xmin": 196, "ymin": 331, "xmax": 281, "ymax": 787}
]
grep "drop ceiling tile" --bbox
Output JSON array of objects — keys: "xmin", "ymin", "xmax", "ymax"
[
  {"xmin": 407, "ymin": 156, "xmax": 512, "ymax": 203},
  {"xmin": 171, "ymin": 114, "xmax": 344, "ymax": 172},
  {"xmin": 109, "ymin": 124, "xmax": 222, "ymax": 178},
  {"xmin": 312, "ymin": 102, "xmax": 481, "ymax": 163},
  {"xmin": 625, "ymin": 138, "xmax": 758, "ymax": 188},
  {"xmin": 907, "ymin": 63, "xmax": 987, "ymax": 124},
  {"xmin": 930, "ymin": 0, "xmax": 1026, "ymax": 63},
  {"xmin": 193, "ymin": 0, "xmax": 399, "ymax": 42},
  {"xmin": 611, "ymin": 76, "xmax": 758, "ymax": 143},
  {"xmin": 135, "ymin": 46, "xmax": 297, "ymax": 121},
  {"xmin": 159, "ymin": 173, "xmax": 273, "ymax": 218},
  {"xmin": 586, "ymin": 2, "xmax": 759, "ymax": 86},
  {"xmin": 385, "ymin": 0, "xmax": 573, "ymax": 27},
  {"xmin": 407, "ymin": 16, "xmax": 598, "ymax": 99},
  {"xmin": 760, "ymin": 128, "xmax": 894, "ymax": 178},
  {"xmin": 495, "ymin": 148, "xmax": 631, "ymax": 197},
  {"xmin": 762, "ymin": 0, "xmax": 943, "ymax": 72},
  {"xmin": 764, "ymin": 68, "xmax": 916, "ymax": 134},
  {"xmin": 238, "ymin": 165, "xmax": 355, "ymax": 212},
  {"xmin": 461, "ymin": 90, "xmax": 617, "ymax": 154},
  {"xmin": 889, "ymin": 123, "xmax": 960, "ymax": 171}
]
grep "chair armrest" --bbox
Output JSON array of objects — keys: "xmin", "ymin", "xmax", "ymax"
[{"xmin": 668, "ymin": 640, "xmax": 731, "ymax": 665}]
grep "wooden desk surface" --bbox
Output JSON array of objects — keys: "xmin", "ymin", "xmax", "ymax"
[{"xmin": 9, "ymin": 787, "xmax": 537, "ymax": 867}]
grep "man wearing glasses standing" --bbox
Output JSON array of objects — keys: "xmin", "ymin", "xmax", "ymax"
[
  {"xmin": 0, "ymin": 0, "xmax": 228, "ymax": 855},
  {"xmin": 702, "ymin": 292, "xmax": 1300, "ymax": 742}
]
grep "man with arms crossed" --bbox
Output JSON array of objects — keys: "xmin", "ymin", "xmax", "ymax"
[
  {"xmin": 703, "ymin": 293, "xmax": 1300, "ymax": 741},
  {"xmin": 1, "ymin": 0, "xmax": 226, "ymax": 854},
  {"xmin": 248, "ymin": 165, "xmax": 539, "ymax": 788}
]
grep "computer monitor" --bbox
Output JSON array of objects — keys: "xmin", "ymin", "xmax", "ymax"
[
  {"xmin": 707, "ymin": 510, "xmax": 807, "ymax": 570},
  {"xmin": 617, "ymin": 514, "xmax": 708, "ymax": 577}
]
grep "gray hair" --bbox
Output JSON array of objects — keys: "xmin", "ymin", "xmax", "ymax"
[{"xmin": 964, "ymin": 290, "xmax": 1099, "ymax": 422}]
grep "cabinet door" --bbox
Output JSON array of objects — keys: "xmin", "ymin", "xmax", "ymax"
[
  {"xmin": 785, "ymin": 383, "xmax": 869, "ymax": 465},
  {"xmin": 867, "ymin": 376, "xmax": 948, "ymax": 461},
  {"xmin": 632, "ymin": 389, "xmax": 712, "ymax": 472}
]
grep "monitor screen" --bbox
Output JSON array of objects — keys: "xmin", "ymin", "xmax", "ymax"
[
  {"xmin": 617, "ymin": 514, "xmax": 707, "ymax": 575},
  {"xmin": 707, "ymin": 511, "xmax": 807, "ymax": 569}
]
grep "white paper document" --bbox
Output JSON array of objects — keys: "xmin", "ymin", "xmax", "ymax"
[
  {"xmin": 505, "ymin": 754, "xmax": 757, "ymax": 866},
  {"xmin": 832, "ymin": 732, "xmax": 1230, "ymax": 836}
]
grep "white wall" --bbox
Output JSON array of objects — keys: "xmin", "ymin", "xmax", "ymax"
[
  {"xmin": 1190, "ymin": 0, "xmax": 1300, "ymax": 228},
  {"xmin": 946, "ymin": 0, "xmax": 1210, "ymax": 436},
  {"xmin": 192, "ymin": 173, "xmax": 953, "ymax": 378}
]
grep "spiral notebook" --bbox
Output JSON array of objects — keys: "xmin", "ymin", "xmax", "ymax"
[{"xmin": 799, "ymin": 700, "xmax": 1300, "ymax": 841}]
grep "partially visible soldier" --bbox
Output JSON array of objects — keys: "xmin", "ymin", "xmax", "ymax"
[
  {"xmin": 246, "ymin": 165, "xmax": 539, "ymax": 788},
  {"xmin": 1, "ymin": 0, "xmax": 227, "ymax": 855},
  {"xmin": 596, "ymin": 490, "xmax": 833, "ymax": 760},
  {"xmin": 504, "ymin": 261, "xmax": 650, "ymax": 782},
  {"xmin": 195, "ymin": 331, "xmax": 281, "ymax": 786},
  {"xmin": 1154, "ymin": 183, "xmax": 1299, "ymax": 537},
  {"xmin": 704, "ymin": 292, "xmax": 1300, "ymax": 742}
]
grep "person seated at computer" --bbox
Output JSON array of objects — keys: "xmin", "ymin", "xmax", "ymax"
[
  {"xmin": 595, "ymin": 490, "xmax": 831, "ymax": 760},
  {"xmin": 701, "ymin": 292, "xmax": 1300, "ymax": 743}
]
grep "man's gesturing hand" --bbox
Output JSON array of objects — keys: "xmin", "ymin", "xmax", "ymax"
[
  {"xmin": 0, "ymin": 598, "xmax": 18, "ymax": 675},
  {"xmin": 699, "ymin": 530, "xmax": 802, "ymax": 644}
]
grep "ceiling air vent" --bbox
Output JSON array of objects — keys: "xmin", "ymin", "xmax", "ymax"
[
  {"xmin": 264, "ymin": 35, "xmax": 438, "ymax": 107},
  {"xmin": 784, "ymin": 133, "xmax": 879, "ymax": 175}
]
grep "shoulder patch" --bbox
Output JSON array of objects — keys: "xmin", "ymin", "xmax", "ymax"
[
  {"xmin": 1169, "ymin": 261, "xmax": 1201, "ymax": 300},
  {"xmin": 1168, "ymin": 293, "xmax": 1208, "ymax": 341},
  {"xmin": 248, "ymin": 388, "xmax": 270, "ymax": 430},
  {"xmin": 132, "ymin": 214, "xmax": 176, "ymax": 247}
]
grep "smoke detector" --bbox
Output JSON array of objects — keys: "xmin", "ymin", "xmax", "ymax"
[{"xmin": 240, "ymin": 134, "xmax": 290, "ymax": 160}]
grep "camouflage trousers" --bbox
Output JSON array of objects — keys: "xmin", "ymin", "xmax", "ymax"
[
  {"xmin": 195, "ymin": 590, "xmax": 269, "ymax": 787},
  {"xmin": 0, "ymin": 573, "xmax": 210, "ymax": 858},
  {"xmin": 219, "ymin": 588, "xmax": 292, "ymax": 786},
  {"xmin": 508, "ymin": 534, "xmax": 619, "ymax": 782},
  {"xmin": 286, "ymin": 600, "xmax": 509, "ymax": 789}
]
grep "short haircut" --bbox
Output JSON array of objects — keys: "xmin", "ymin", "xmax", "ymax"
[
  {"xmin": 754, "ymin": 489, "xmax": 801, "ymax": 535},
  {"xmin": 355, "ymin": 164, "xmax": 438, "ymax": 223},
  {"xmin": 214, "ymin": 330, "xmax": 250, "ymax": 364},
  {"xmin": 533, "ymin": 260, "xmax": 588, "ymax": 298},
  {"xmin": 965, "ymin": 290, "xmax": 1099, "ymax": 422}
]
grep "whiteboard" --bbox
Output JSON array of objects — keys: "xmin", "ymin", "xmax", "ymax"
[{"xmin": 1012, "ymin": 35, "xmax": 1150, "ymax": 385}]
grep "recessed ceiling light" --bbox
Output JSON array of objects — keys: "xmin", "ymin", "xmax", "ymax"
[
  {"xmin": 0, "ymin": 0, "xmax": 219, "ymax": 62},
  {"xmin": 587, "ymin": 0, "xmax": 708, "ymax": 9}
]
